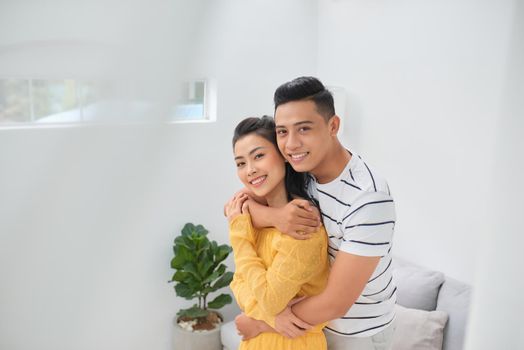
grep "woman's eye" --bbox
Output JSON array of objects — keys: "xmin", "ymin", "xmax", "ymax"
[
  {"xmin": 276, "ymin": 129, "xmax": 287, "ymax": 136},
  {"xmin": 254, "ymin": 153, "xmax": 264, "ymax": 160},
  {"xmin": 236, "ymin": 162, "xmax": 245, "ymax": 168}
]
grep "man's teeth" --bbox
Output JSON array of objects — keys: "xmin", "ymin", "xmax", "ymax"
[
  {"xmin": 290, "ymin": 152, "xmax": 308, "ymax": 160},
  {"xmin": 250, "ymin": 176, "xmax": 266, "ymax": 185}
]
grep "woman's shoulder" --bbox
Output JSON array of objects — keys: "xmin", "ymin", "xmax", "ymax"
[
  {"xmin": 229, "ymin": 213, "xmax": 253, "ymax": 233},
  {"xmin": 229, "ymin": 213, "xmax": 250, "ymax": 223}
]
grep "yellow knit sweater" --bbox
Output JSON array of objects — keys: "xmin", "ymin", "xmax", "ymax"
[{"xmin": 229, "ymin": 214, "xmax": 329, "ymax": 350}]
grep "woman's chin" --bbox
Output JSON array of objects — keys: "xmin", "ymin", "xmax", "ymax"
[{"xmin": 248, "ymin": 186, "xmax": 269, "ymax": 199}]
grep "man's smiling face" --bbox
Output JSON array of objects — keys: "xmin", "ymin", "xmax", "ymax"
[{"xmin": 275, "ymin": 99, "xmax": 335, "ymax": 176}]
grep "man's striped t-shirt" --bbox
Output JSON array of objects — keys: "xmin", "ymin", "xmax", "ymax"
[{"xmin": 308, "ymin": 152, "xmax": 397, "ymax": 337}]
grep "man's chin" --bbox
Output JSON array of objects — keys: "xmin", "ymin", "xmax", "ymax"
[{"xmin": 288, "ymin": 162, "xmax": 312, "ymax": 173}]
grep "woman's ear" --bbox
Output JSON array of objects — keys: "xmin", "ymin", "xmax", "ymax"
[{"xmin": 328, "ymin": 115, "xmax": 341, "ymax": 136}]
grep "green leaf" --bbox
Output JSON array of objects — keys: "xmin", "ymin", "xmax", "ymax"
[
  {"xmin": 193, "ymin": 224, "xmax": 209, "ymax": 236},
  {"xmin": 174, "ymin": 282, "xmax": 196, "ymax": 300},
  {"xmin": 203, "ymin": 263, "xmax": 226, "ymax": 284},
  {"xmin": 184, "ymin": 274, "xmax": 202, "ymax": 287},
  {"xmin": 175, "ymin": 236, "xmax": 194, "ymax": 251},
  {"xmin": 171, "ymin": 245, "xmax": 192, "ymax": 270},
  {"xmin": 207, "ymin": 294, "xmax": 232, "ymax": 309},
  {"xmin": 216, "ymin": 263, "xmax": 226, "ymax": 275},
  {"xmin": 181, "ymin": 223, "xmax": 197, "ymax": 237},
  {"xmin": 197, "ymin": 259, "xmax": 214, "ymax": 277},
  {"xmin": 183, "ymin": 262, "xmax": 202, "ymax": 281},
  {"xmin": 171, "ymin": 271, "xmax": 188, "ymax": 282},
  {"xmin": 214, "ymin": 245, "xmax": 231, "ymax": 264},
  {"xmin": 201, "ymin": 286, "xmax": 213, "ymax": 295},
  {"xmin": 171, "ymin": 255, "xmax": 185, "ymax": 270},
  {"xmin": 182, "ymin": 223, "xmax": 209, "ymax": 238},
  {"xmin": 210, "ymin": 271, "xmax": 233, "ymax": 292},
  {"xmin": 177, "ymin": 305, "xmax": 209, "ymax": 318}
]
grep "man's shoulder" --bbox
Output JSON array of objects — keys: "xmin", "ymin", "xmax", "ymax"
[
  {"xmin": 339, "ymin": 190, "xmax": 395, "ymax": 228},
  {"xmin": 309, "ymin": 153, "xmax": 393, "ymax": 215},
  {"xmin": 346, "ymin": 154, "xmax": 391, "ymax": 197}
]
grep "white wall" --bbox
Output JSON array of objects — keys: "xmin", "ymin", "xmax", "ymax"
[
  {"xmin": 465, "ymin": 1, "xmax": 524, "ymax": 348},
  {"xmin": 317, "ymin": 0, "xmax": 514, "ymax": 283},
  {"xmin": 0, "ymin": 1, "xmax": 318, "ymax": 349}
]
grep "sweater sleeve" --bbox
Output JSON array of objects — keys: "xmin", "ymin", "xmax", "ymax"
[
  {"xmin": 229, "ymin": 214, "xmax": 326, "ymax": 328},
  {"xmin": 229, "ymin": 271, "xmax": 275, "ymax": 326}
]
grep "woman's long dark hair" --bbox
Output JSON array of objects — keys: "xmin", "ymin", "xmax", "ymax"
[{"xmin": 232, "ymin": 115, "xmax": 314, "ymax": 204}]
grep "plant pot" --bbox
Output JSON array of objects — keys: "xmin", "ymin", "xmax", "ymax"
[{"xmin": 172, "ymin": 313, "xmax": 223, "ymax": 350}]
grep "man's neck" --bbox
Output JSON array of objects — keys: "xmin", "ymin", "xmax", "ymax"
[{"xmin": 312, "ymin": 142, "xmax": 351, "ymax": 184}]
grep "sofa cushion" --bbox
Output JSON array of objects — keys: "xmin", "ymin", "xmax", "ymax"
[
  {"xmin": 436, "ymin": 277, "xmax": 471, "ymax": 350},
  {"xmin": 392, "ymin": 257, "xmax": 445, "ymax": 311},
  {"xmin": 392, "ymin": 304, "xmax": 449, "ymax": 350}
]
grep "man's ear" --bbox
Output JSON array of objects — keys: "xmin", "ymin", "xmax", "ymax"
[{"xmin": 328, "ymin": 115, "xmax": 341, "ymax": 136}]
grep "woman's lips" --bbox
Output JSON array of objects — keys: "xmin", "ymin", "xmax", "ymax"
[{"xmin": 249, "ymin": 175, "xmax": 267, "ymax": 187}]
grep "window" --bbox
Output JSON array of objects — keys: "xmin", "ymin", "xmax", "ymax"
[
  {"xmin": 0, "ymin": 78, "xmax": 216, "ymax": 126},
  {"xmin": 172, "ymin": 80, "xmax": 207, "ymax": 121},
  {"xmin": 0, "ymin": 79, "xmax": 32, "ymax": 123}
]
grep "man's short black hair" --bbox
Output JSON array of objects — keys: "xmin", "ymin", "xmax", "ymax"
[{"xmin": 273, "ymin": 76, "xmax": 335, "ymax": 121}]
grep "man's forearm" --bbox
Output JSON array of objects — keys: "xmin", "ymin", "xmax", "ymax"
[
  {"xmin": 291, "ymin": 253, "xmax": 379, "ymax": 325},
  {"xmin": 247, "ymin": 200, "xmax": 277, "ymax": 229},
  {"xmin": 291, "ymin": 292, "xmax": 349, "ymax": 325}
]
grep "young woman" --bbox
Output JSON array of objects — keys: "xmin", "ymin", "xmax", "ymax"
[{"xmin": 224, "ymin": 116, "xmax": 330, "ymax": 350}]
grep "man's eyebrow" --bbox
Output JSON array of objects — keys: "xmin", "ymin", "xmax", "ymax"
[
  {"xmin": 276, "ymin": 121, "xmax": 314, "ymax": 128},
  {"xmin": 234, "ymin": 146, "xmax": 265, "ymax": 160}
]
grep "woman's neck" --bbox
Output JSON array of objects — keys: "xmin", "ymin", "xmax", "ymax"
[{"xmin": 265, "ymin": 182, "xmax": 288, "ymax": 208}]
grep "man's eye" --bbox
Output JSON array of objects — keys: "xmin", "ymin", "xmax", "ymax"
[
  {"xmin": 276, "ymin": 129, "xmax": 287, "ymax": 135},
  {"xmin": 299, "ymin": 127, "xmax": 310, "ymax": 132}
]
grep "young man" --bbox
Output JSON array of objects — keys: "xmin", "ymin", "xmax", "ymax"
[{"xmin": 231, "ymin": 76, "xmax": 396, "ymax": 350}]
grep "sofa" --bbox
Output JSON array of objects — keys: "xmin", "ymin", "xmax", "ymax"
[{"xmin": 221, "ymin": 256, "xmax": 471, "ymax": 350}]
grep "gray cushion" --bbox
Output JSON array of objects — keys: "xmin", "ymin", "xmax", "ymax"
[
  {"xmin": 392, "ymin": 257, "xmax": 445, "ymax": 311},
  {"xmin": 220, "ymin": 320, "xmax": 242, "ymax": 350},
  {"xmin": 436, "ymin": 277, "xmax": 471, "ymax": 350},
  {"xmin": 392, "ymin": 304, "xmax": 449, "ymax": 350}
]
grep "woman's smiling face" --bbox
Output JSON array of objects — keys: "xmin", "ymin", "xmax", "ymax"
[{"xmin": 234, "ymin": 133, "xmax": 286, "ymax": 199}]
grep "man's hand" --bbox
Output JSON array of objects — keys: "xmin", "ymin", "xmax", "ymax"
[
  {"xmin": 275, "ymin": 199, "xmax": 321, "ymax": 239},
  {"xmin": 235, "ymin": 313, "xmax": 265, "ymax": 341},
  {"xmin": 274, "ymin": 305, "xmax": 313, "ymax": 339}
]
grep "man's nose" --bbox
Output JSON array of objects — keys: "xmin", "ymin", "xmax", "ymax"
[{"xmin": 286, "ymin": 132, "xmax": 301, "ymax": 150}]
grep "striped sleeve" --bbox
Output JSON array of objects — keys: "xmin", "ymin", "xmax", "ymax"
[{"xmin": 339, "ymin": 191, "xmax": 396, "ymax": 257}]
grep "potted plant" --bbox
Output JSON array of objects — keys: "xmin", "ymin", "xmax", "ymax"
[{"xmin": 170, "ymin": 223, "xmax": 234, "ymax": 350}]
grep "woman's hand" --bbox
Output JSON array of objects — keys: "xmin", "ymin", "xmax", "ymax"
[
  {"xmin": 224, "ymin": 192, "xmax": 250, "ymax": 222},
  {"xmin": 235, "ymin": 313, "xmax": 266, "ymax": 340}
]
